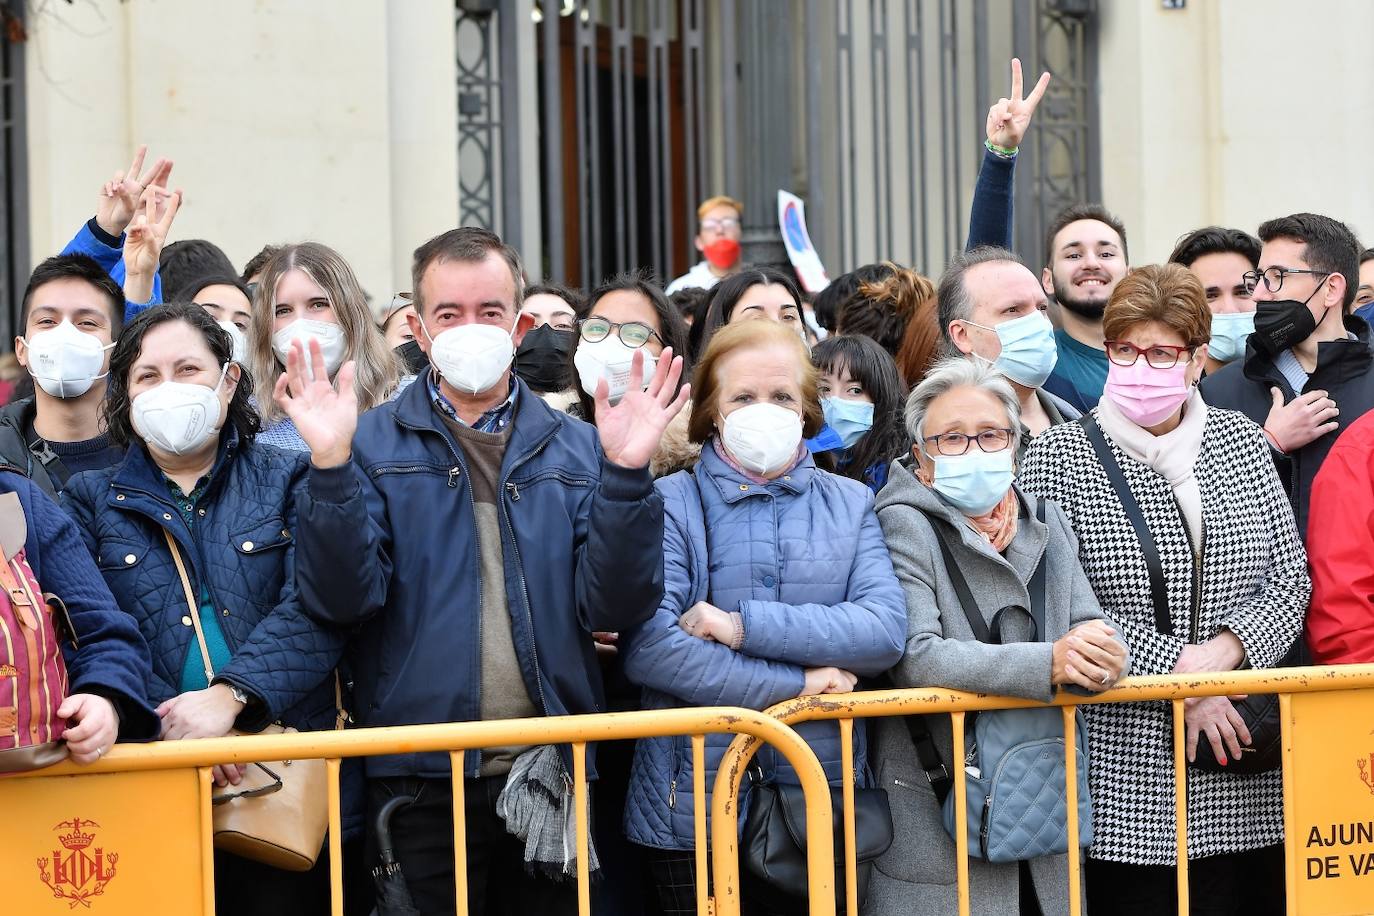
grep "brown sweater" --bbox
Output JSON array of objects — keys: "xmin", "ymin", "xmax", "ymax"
[{"xmin": 439, "ymin": 414, "xmax": 538, "ymax": 776}]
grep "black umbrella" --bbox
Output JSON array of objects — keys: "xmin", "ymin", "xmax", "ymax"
[{"xmin": 369, "ymin": 794, "xmax": 420, "ymax": 916}]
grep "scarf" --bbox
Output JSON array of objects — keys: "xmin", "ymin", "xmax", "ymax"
[
  {"xmin": 915, "ymin": 463, "xmax": 1019, "ymax": 553},
  {"xmin": 496, "ymin": 744, "xmax": 600, "ymax": 880},
  {"xmin": 1095, "ymin": 387, "xmax": 1208, "ymax": 549}
]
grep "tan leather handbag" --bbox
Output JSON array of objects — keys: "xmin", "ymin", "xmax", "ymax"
[{"xmin": 165, "ymin": 530, "xmax": 331, "ymax": 872}]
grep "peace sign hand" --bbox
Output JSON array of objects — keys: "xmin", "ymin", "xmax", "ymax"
[
  {"xmin": 96, "ymin": 145, "xmax": 174, "ymax": 238},
  {"xmin": 122, "ymin": 186, "xmax": 182, "ymax": 279},
  {"xmin": 986, "ymin": 58, "xmax": 1051, "ymax": 152}
]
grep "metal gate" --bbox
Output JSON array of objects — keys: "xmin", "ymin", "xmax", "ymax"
[{"xmin": 454, "ymin": 0, "xmax": 1099, "ymax": 287}]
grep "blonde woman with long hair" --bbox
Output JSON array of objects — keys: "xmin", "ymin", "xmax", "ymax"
[{"xmin": 249, "ymin": 242, "xmax": 403, "ymax": 449}]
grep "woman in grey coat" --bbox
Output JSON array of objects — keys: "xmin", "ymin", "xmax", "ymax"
[{"xmin": 866, "ymin": 358, "xmax": 1129, "ymax": 916}]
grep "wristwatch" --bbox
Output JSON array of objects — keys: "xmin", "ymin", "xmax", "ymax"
[{"xmin": 227, "ymin": 685, "xmax": 250, "ymax": 707}]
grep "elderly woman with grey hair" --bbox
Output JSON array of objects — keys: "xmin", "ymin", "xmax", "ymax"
[{"xmin": 865, "ymin": 357, "xmax": 1128, "ymax": 916}]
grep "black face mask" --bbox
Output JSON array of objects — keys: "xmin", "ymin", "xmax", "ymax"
[
  {"xmin": 513, "ymin": 324, "xmax": 575, "ymax": 392},
  {"xmin": 1251, "ymin": 280, "xmax": 1331, "ymax": 357}
]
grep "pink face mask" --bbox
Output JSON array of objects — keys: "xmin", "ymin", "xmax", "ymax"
[{"xmin": 1104, "ymin": 358, "xmax": 1192, "ymax": 427}]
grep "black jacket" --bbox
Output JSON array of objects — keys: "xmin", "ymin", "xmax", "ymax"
[
  {"xmin": 0, "ymin": 399, "xmax": 60, "ymax": 497},
  {"xmin": 1199, "ymin": 316, "xmax": 1374, "ymax": 538}
]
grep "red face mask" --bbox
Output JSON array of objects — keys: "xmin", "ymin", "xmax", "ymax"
[{"xmin": 703, "ymin": 238, "xmax": 741, "ymax": 270}]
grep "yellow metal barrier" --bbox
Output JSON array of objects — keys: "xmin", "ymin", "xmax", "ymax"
[
  {"xmin": 0, "ymin": 707, "xmax": 836, "ymax": 916},
  {"xmin": 711, "ymin": 664, "xmax": 1374, "ymax": 916}
]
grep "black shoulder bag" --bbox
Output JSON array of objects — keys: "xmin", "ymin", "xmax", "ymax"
[{"xmin": 1079, "ymin": 414, "xmax": 1300, "ymax": 774}]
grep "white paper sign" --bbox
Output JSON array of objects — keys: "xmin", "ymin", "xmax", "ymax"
[{"xmin": 777, "ymin": 190, "xmax": 830, "ymax": 293}]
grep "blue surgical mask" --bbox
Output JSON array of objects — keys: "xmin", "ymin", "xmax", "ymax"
[
  {"xmin": 927, "ymin": 447, "xmax": 1015, "ymax": 516},
  {"xmin": 963, "ymin": 310, "xmax": 1058, "ymax": 389},
  {"xmin": 821, "ymin": 397, "xmax": 874, "ymax": 449},
  {"xmin": 1207, "ymin": 311, "xmax": 1255, "ymax": 365}
]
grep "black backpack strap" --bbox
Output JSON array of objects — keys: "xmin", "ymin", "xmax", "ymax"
[
  {"xmin": 1078, "ymin": 414, "xmax": 1173, "ymax": 637},
  {"xmin": 1026, "ymin": 497, "xmax": 1048, "ymax": 643},
  {"xmin": 902, "ymin": 713, "xmax": 953, "ymax": 805},
  {"xmin": 929, "ymin": 521, "xmax": 995, "ymax": 644}
]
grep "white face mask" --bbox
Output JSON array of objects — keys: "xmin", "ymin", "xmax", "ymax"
[
  {"xmin": 720, "ymin": 402, "xmax": 803, "ymax": 475},
  {"xmin": 22, "ymin": 319, "xmax": 113, "ymax": 399},
  {"xmin": 423, "ymin": 319, "xmax": 515, "ymax": 395},
  {"xmin": 271, "ymin": 318, "xmax": 347, "ymax": 378},
  {"xmin": 131, "ymin": 363, "xmax": 230, "ymax": 456},
  {"xmin": 573, "ymin": 337, "xmax": 657, "ymax": 405},
  {"xmin": 217, "ymin": 320, "xmax": 248, "ymax": 365}
]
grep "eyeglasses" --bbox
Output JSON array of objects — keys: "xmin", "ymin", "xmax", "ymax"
[
  {"xmin": 1241, "ymin": 266, "xmax": 1331, "ymax": 295},
  {"xmin": 1104, "ymin": 340, "xmax": 1195, "ymax": 369},
  {"xmin": 922, "ymin": 428, "xmax": 1014, "ymax": 457},
  {"xmin": 578, "ymin": 317, "xmax": 662, "ymax": 348},
  {"xmin": 700, "ymin": 217, "xmax": 740, "ymax": 234}
]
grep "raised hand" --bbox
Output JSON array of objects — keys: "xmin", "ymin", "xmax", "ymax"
[
  {"xmin": 986, "ymin": 58, "xmax": 1051, "ymax": 152},
  {"xmin": 123, "ymin": 185, "xmax": 182, "ymax": 279},
  {"xmin": 594, "ymin": 346, "xmax": 691, "ymax": 469},
  {"xmin": 96, "ymin": 145, "xmax": 174, "ymax": 238},
  {"xmin": 273, "ymin": 338, "xmax": 359, "ymax": 469}
]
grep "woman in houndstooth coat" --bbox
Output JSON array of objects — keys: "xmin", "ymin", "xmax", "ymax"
[{"xmin": 1018, "ymin": 264, "xmax": 1309, "ymax": 915}]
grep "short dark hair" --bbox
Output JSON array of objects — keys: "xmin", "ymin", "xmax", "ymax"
[
  {"xmin": 936, "ymin": 246, "xmax": 1025, "ymax": 347},
  {"xmin": 668, "ymin": 286, "xmax": 710, "ymax": 321},
  {"xmin": 1360, "ymin": 247, "xmax": 1374, "ymax": 266},
  {"xmin": 1044, "ymin": 203, "xmax": 1129, "ymax": 267},
  {"xmin": 572, "ymin": 270, "xmax": 689, "ymax": 417},
  {"xmin": 812, "ymin": 263, "xmax": 894, "ymax": 333},
  {"xmin": 241, "ymin": 244, "xmax": 282, "ymax": 284},
  {"xmin": 1257, "ymin": 213, "xmax": 1360, "ymax": 309},
  {"xmin": 1167, "ymin": 226, "xmax": 1261, "ymax": 268},
  {"xmin": 698, "ymin": 266, "xmax": 803, "ymax": 352},
  {"xmin": 811, "ymin": 334, "xmax": 909, "ymax": 482},
  {"xmin": 411, "ymin": 227, "xmax": 525, "ymax": 315},
  {"xmin": 524, "ymin": 281, "xmax": 586, "ymax": 313},
  {"xmin": 185, "ymin": 273, "xmax": 252, "ymax": 305},
  {"xmin": 104, "ymin": 301, "xmax": 260, "ymax": 448},
  {"xmin": 160, "ymin": 239, "xmax": 237, "ymax": 301},
  {"xmin": 21, "ymin": 254, "xmax": 125, "ymax": 335}
]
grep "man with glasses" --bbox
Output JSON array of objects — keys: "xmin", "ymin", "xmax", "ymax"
[
  {"xmin": 284, "ymin": 227, "xmax": 689, "ymax": 915},
  {"xmin": 1201, "ymin": 212, "xmax": 1373, "ymax": 536},
  {"xmin": 666, "ymin": 195, "xmax": 745, "ymax": 294}
]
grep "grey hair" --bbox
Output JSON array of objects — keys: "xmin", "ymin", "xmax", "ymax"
[
  {"xmin": 935, "ymin": 245, "xmax": 1026, "ymax": 352},
  {"xmin": 904, "ymin": 356, "xmax": 1022, "ymax": 456}
]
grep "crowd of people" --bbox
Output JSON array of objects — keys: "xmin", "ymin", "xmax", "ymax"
[{"xmin": 10, "ymin": 58, "xmax": 1370, "ymax": 916}]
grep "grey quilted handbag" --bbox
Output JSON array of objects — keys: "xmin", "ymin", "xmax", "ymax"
[
  {"xmin": 939, "ymin": 706, "xmax": 1093, "ymax": 862},
  {"xmin": 917, "ymin": 498, "xmax": 1095, "ymax": 862}
]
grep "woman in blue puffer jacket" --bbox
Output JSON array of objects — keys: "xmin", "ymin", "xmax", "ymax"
[
  {"xmin": 621, "ymin": 319, "xmax": 907, "ymax": 915},
  {"xmin": 62, "ymin": 302, "xmax": 354, "ymax": 916}
]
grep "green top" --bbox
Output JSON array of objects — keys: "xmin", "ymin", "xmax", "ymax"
[{"xmin": 165, "ymin": 474, "xmax": 234, "ymax": 692}]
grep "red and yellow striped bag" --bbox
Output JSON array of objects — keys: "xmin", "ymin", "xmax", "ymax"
[{"xmin": 0, "ymin": 492, "xmax": 71, "ymax": 773}]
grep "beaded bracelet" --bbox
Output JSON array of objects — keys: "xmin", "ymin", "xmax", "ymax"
[{"xmin": 985, "ymin": 138, "xmax": 1018, "ymax": 159}]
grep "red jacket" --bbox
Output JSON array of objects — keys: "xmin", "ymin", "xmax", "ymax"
[{"xmin": 1308, "ymin": 409, "xmax": 1374, "ymax": 663}]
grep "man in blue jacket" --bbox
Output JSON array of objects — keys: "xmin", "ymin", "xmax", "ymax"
[{"xmin": 282, "ymin": 227, "xmax": 688, "ymax": 915}]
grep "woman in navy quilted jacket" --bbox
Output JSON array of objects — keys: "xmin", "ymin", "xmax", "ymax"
[
  {"xmin": 62, "ymin": 302, "xmax": 353, "ymax": 916},
  {"xmin": 620, "ymin": 319, "xmax": 907, "ymax": 915}
]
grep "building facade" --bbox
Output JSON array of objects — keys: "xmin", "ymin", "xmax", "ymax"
[{"xmin": 15, "ymin": 0, "xmax": 1374, "ymax": 340}]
